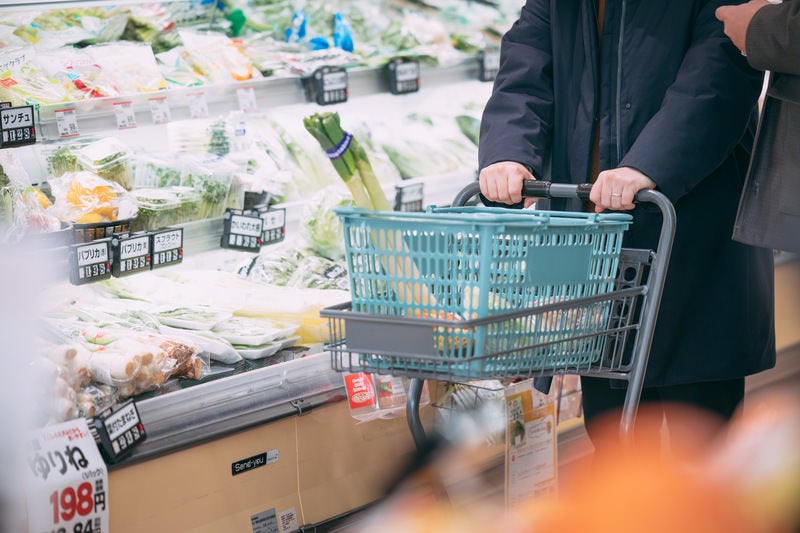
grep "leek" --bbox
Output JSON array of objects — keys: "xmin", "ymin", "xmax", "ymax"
[{"xmin": 303, "ymin": 111, "xmax": 434, "ymax": 307}]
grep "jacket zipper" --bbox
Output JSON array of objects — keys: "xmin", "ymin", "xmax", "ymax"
[{"xmin": 615, "ymin": 0, "xmax": 626, "ymax": 165}]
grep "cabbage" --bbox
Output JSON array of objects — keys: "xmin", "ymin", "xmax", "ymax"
[{"xmin": 301, "ymin": 186, "xmax": 353, "ymax": 261}]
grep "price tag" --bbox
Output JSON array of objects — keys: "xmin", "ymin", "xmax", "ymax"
[
  {"xmin": 258, "ymin": 207, "xmax": 286, "ymax": 245},
  {"xmin": 0, "ymin": 104, "xmax": 35, "ymax": 148},
  {"xmin": 150, "ymin": 228, "xmax": 183, "ymax": 269},
  {"xmin": 388, "ymin": 58, "xmax": 420, "ymax": 95},
  {"xmin": 112, "ymin": 100, "xmax": 136, "ymax": 130},
  {"xmin": 91, "ymin": 399, "xmax": 146, "ymax": 464},
  {"xmin": 24, "ymin": 418, "xmax": 109, "ymax": 533},
  {"xmin": 111, "ymin": 233, "xmax": 150, "ymax": 277},
  {"xmin": 221, "ymin": 208, "xmax": 264, "ymax": 251},
  {"xmin": 148, "ymin": 96, "xmax": 171, "ymax": 124},
  {"xmin": 55, "ymin": 107, "xmax": 80, "ymax": 138},
  {"xmin": 68, "ymin": 240, "xmax": 111, "ymax": 285},
  {"xmin": 395, "ymin": 182, "xmax": 425, "ymax": 212},
  {"xmin": 309, "ymin": 66, "xmax": 348, "ymax": 106},
  {"xmin": 236, "ymin": 87, "xmax": 258, "ymax": 113},
  {"xmin": 0, "ymin": 101, "xmax": 12, "ymax": 108},
  {"xmin": 187, "ymin": 91, "xmax": 209, "ymax": 119},
  {"xmin": 479, "ymin": 50, "xmax": 501, "ymax": 82}
]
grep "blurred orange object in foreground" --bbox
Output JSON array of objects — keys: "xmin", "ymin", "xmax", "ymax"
[
  {"xmin": 358, "ymin": 386, "xmax": 800, "ymax": 533},
  {"xmin": 514, "ymin": 403, "xmax": 753, "ymax": 533}
]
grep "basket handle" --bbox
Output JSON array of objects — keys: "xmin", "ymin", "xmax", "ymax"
[{"xmin": 452, "ymin": 180, "xmax": 672, "ymax": 216}]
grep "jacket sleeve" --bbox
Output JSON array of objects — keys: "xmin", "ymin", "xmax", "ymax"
[
  {"xmin": 746, "ymin": 0, "xmax": 800, "ymax": 75},
  {"xmin": 619, "ymin": 0, "xmax": 763, "ymax": 203},
  {"xmin": 478, "ymin": 0, "xmax": 554, "ymax": 176}
]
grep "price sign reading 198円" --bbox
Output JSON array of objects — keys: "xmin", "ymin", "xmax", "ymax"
[{"xmin": 24, "ymin": 418, "xmax": 110, "ymax": 533}]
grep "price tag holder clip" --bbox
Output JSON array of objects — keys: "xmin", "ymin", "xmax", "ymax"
[
  {"xmin": 111, "ymin": 232, "xmax": 151, "ymax": 277},
  {"xmin": 254, "ymin": 206, "xmax": 286, "ymax": 246},
  {"xmin": 395, "ymin": 182, "xmax": 425, "ymax": 212},
  {"xmin": 221, "ymin": 208, "xmax": 264, "ymax": 251},
  {"xmin": 479, "ymin": 49, "xmax": 501, "ymax": 82},
  {"xmin": 91, "ymin": 399, "xmax": 146, "ymax": 464},
  {"xmin": 150, "ymin": 227, "xmax": 184, "ymax": 269},
  {"xmin": 387, "ymin": 58, "xmax": 420, "ymax": 95},
  {"xmin": 306, "ymin": 66, "xmax": 348, "ymax": 106},
  {"xmin": 68, "ymin": 239, "xmax": 112, "ymax": 285},
  {"xmin": 0, "ymin": 104, "xmax": 36, "ymax": 148}
]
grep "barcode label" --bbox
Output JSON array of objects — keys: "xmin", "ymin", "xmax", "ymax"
[
  {"xmin": 149, "ymin": 97, "xmax": 171, "ymax": 124},
  {"xmin": 237, "ymin": 87, "xmax": 258, "ymax": 113},
  {"xmin": 55, "ymin": 108, "xmax": 79, "ymax": 138},
  {"xmin": 187, "ymin": 92, "xmax": 208, "ymax": 119},
  {"xmin": 113, "ymin": 101, "xmax": 136, "ymax": 129}
]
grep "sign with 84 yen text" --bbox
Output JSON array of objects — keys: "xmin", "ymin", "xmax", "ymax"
[{"xmin": 25, "ymin": 418, "xmax": 109, "ymax": 533}]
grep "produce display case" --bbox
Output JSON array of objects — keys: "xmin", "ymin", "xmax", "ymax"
[{"xmin": 0, "ymin": 1, "xmax": 509, "ymax": 529}]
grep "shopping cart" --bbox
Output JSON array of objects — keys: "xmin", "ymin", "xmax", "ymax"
[{"xmin": 321, "ymin": 181, "xmax": 675, "ymax": 448}]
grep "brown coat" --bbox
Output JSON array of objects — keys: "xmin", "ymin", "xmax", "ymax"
[{"xmin": 733, "ymin": 0, "xmax": 800, "ymax": 253}]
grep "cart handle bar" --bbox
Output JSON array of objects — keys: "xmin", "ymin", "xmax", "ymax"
[
  {"xmin": 453, "ymin": 180, "xmax": 671, "ymax": 216},
  {"xmin": 452, "ymin": 179, "xmax": 677, "ymax": 441}
]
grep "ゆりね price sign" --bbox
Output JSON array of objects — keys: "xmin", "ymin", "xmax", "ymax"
[
  {"xmin": 25, "ymin": 418, "xmax": 109, "ymax": 533},
  {"xmin": 68, "ymin": 240, "xmax": 111, "ymax": 286}
]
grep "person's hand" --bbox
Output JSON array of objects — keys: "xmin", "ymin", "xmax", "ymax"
[
  {"xmin": 479, "ymin": 161, "xmax": 537, "ymax": 207},
  {"xmin": 715, "ymin": 0, "xmax": 770, "ymax": 55},
  {"xmin": 590, "ymin": 167, "xmax": 656, "ymax": 212}
]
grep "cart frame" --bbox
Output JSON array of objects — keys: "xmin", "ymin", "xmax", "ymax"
[{"xmin": 322, "ymin": 181, "xmax": 676, "ymax": 447}]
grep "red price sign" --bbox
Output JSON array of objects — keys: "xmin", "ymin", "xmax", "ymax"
[
  {"xmin": 50, "ymin": 482, "xmax": 95, "ymax": 525},
  {"xmin": 25, "ymin": 419, "xmax": 109, "ymax": 533}
]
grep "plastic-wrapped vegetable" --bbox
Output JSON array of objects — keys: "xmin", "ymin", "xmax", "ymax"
[
  {"xmin": 179, "ymin": 155, "xmax": 234, "ymax": 219},
  {"xmin": 47, "ymin": 170, "xmax": 137, "ymax": 224},
  {"xmin": 177, "ymin": 28, "xmax": 259, "ymax": 83},
  {"xmin": 240, "ymin": 245, "xmax": 349, "ymax": 291},
  {"xmin": 85, "ymin": 42, "xmax": 167, "ymax": 94},
  {"xmin": 301, "ymin": 186, "xmax": 353, "ymax": 261},
  {"xmin": 0, "ymin": 151, "xmax": 61, "ymax": 241},
  {"xmin": 75, "ymin": 137, "xmax": 134, "ymax": 190},
  {"xmin": 0, "ymin": 48, "xmax": 70, "ymax": 106}
]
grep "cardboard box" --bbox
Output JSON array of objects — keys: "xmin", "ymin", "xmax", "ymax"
[
  {"xmin": 109, "ymin": 416, "xmax": 301, "ymax": 533},
  {"xmin": 295, "ymin": 400, "xmax": 430, "ymax": 525},
  {"xmin": 775, "ymin": 260, "xmax": 800, "ymax": 351}
]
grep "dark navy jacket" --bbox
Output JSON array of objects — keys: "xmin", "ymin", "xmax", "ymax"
[{"xmin": 479, "ymin": 0, "xmax": 775, "ymax": 386}]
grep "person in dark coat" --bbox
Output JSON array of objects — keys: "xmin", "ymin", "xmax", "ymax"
[
  {"xmin": 716, "ymin": 0, "xmax": 800, "ymax": 254},
  {"xmin": 478, "ymin": 0, "xmax": 776, "ymax": 454}
]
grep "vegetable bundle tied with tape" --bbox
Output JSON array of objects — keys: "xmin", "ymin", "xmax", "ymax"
[{"xmin": 303, "ymin": 111, "xmax": 434, "ymax": 308}]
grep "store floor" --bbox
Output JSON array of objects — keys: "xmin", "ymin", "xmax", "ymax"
[{"xmin": 303, "ymin": 344, "xmax": 800, "ymax": 533}]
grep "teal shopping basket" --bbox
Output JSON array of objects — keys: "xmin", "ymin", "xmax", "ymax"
[{"xmin": 334, "ymin": 205, "xmax": 632, "ymax": 378}]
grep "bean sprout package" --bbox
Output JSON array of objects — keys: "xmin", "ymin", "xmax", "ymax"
[{"xmin": 47, "ymin": 171, "xmax": 137, "ymax": 225}]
